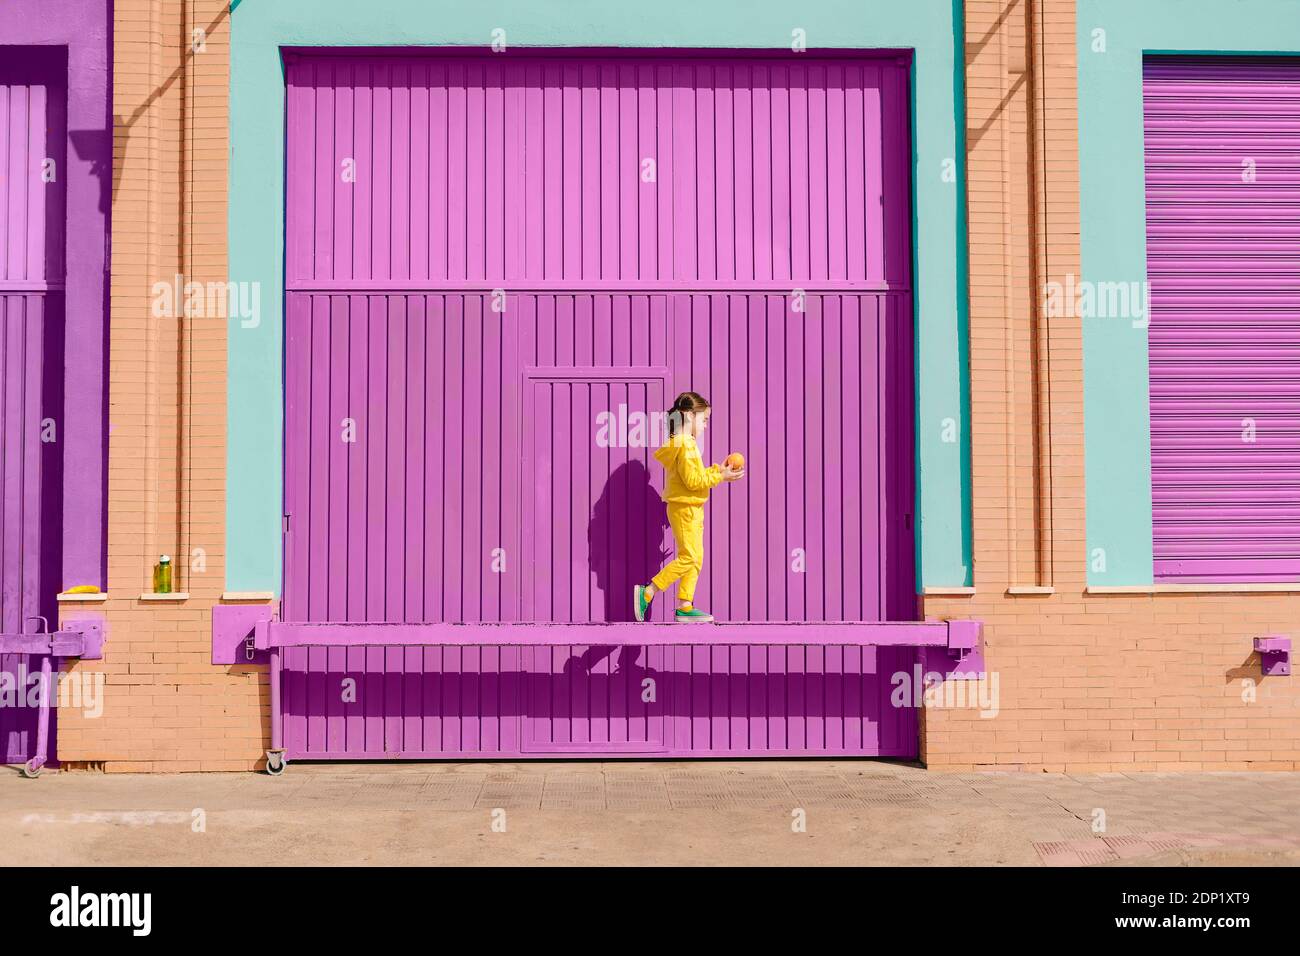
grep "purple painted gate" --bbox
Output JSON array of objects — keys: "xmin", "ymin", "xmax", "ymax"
[
  {"xmin": 278, "ymin": 50, "xmax": 917, "ymax": 759},
  {"xmin": 0, "ymin": 50, "xmax": 66, "ymax": 764},
  {"xmin": 1144, "ymin": 56, "xmax": 1300, "ymax": 582}
]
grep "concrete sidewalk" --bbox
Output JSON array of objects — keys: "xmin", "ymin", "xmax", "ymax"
[{"xmin": 2, "ymin": 761, "xmax": 1298, "ymax": 866}]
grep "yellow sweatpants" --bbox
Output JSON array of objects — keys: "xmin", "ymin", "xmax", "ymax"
[{"xmin": 652, "ymin": 503, "xmax": 706, "ymax": 603}]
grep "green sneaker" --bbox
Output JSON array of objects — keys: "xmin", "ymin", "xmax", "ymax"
[
  {"xmin": 633, "ymin": 584, "xmax": 653, "ymax": 622},
  {"xmin": 674, "ymin": 605, "xmax": 714, "ymax": 623}
]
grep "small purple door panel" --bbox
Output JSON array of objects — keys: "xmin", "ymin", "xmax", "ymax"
[
  {"xmin": 1, "ymin": 52, "xmax": 66, "ymax": 765},
  {"xmin": 279, "ymin": 51, "xmax": 917, "ymax": 759}
]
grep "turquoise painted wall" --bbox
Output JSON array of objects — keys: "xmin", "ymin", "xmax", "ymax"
[
  {"xmin": 227, "ymin": 0, "xmax": 972, "ymax": 594},
  {"xmin": 1077, "ymin": 0, "xmax": 1300, "ymax": 585}
]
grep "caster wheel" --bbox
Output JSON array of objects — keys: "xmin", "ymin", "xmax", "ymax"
[
  {"xmin": 21, "ymin": 760, "xmax": 43, "ymax": 779},
  {"xmin": 265, "ymin": 751, "xmax": 286, "ymax": 776}
]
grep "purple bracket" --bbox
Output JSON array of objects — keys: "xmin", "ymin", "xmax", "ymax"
[
  {"xmin": 1255, "ymin": 636, "xmax": 1291, "ymax": 677},
  {"xmin": 921, "ymin": 619, "xmax": 986, "ymax": 680},
  {"xmin": 212, "ymin": 604, "xmax": 275, "ymax": 665}
]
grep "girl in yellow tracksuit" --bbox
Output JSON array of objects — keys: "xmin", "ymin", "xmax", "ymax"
[{"xmin": 634, "ymin": 391, "xmax": 744, "ymax": 623}]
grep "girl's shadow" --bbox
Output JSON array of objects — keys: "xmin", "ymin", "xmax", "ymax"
[{"xmin": 565, "ymin": 460, "xmax": 669, "ymax": 675}]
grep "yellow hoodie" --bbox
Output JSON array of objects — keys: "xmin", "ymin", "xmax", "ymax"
[{"xmin": 654, "ymin": 433, "xmax": 723, "ymax": 505}]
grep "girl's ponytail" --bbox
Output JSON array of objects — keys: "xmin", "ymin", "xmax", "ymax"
[{"xmin": 665, "ymin": 391, "xmax": 711, "ymax": 438}]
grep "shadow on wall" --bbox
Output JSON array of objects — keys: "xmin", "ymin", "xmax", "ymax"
[{"xmin": 569, "ymin": 460, "xmax": 669, "ymax": 673}]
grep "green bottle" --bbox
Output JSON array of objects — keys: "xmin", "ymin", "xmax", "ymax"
[{"xmin": 154, "ymin": 555, "xmax": 173, "ymax": 594}]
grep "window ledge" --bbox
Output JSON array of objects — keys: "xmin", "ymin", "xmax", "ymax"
[
  {"xmin": 1006, "ymin": 586, "xmax": 1055, "ymax": 595},
  {"xmin": 139, "ymin": 592, "xmax": 190, "ymax": 602},
  {"xmin": 58, "ymin": 592, "xmax": 109, "ymax": 603},
  {"xmin": 220, "ymin": 591, "xmax": 277, "ymax": 602}
]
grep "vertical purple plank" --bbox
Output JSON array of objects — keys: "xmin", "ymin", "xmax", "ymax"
[
  {"xmin": 883, "ymin": 62, "xmax": 912, "ymax": 288},
  {"xmin": 804, "ymin": 297, "xmax": 825, "ymax": 620},
  {"xmin": 465, "ymin": 61, "xmax": 486, "ymax": 282},
  {"xmin": 637, "ymin": 63, "xmax": 657, "ymax": 281},
  {"xmin": 326, "ymin": 644, "xmax": 346, "ymax": 753},
  {"xmin": 283, "ymin": 296, "xmax": 309, "ymax": 619},
  {"xmin": 748, "ymin": 644, "xmax": 767, "ymax": 750},
  {"xmin": 390, "ymin": 61, "xmax": 412, "ymax": 282},
  {"xmin": 443, "ymin": 297, "xmax": 464, "ymax": 621},
  {"xmin": 500, "ymin": 294, "xmax": 525, "ymax": 623},
  {"xmin": 283, "ymin": 647, "xmax": 308, "ymax": 756},
  {"xmin": 461, "ymin": 644, "xmax": 481, "ymax": 753},
  {"xmin": 483, "ymin": 300, "xmax": 503, "ymax": 621},
  {"xmin": 695, "ymin": 65, "xmax": 717, "ymax": 283},
  {"xmin": 345, "ymin": 296, "xmax": 368, "ymax": 621},
  {"xmin": 751, "ymin": 64, "xmax": 773, "ymax": 283},
  {"xmin": 733, "ymin": 65, "xmax": 754, "ymax": 283},
  {"xmin": 429, "ymin": 62, "xmax": 448, "ymax": 281},
  {"xmin": 599, "ymin": 63, "xmax": 619, "ymax": 280},
  {"xmin": 746, "ymin": 294, "xmax": 767, "ymax": 621},
  {"xmin": 618, "ymin": 63, "xmax": 638, "ymax": 283},
  {"xmin": 5, "ymin": 83, "xmax": 29, "ymax": 280},
  {"xmin": 352, "ymin": 60, "xmax": 374, "ymax": 284},
  {"xmin": 462, "ymin": 297, "xmax": 484, "ymax": 621},
  {"xmin": 306, "ymin": 645, "xmax": 326, "ymax": 753},
  {"xmin": 841, "ymin": 296, "xmax": 864, "ymax": 620},
  {"xmin": 844, "ymin": 65, "xmax": 867, "ymax": 282},
  {"xmin": 523, "ymin": 63, "xmax": 544, "ymax": 281},
  {"xmin": 767, "ymin": 643, "xmax": 786, "ymax": 751},
  {"xmin": 404, "ymin": 298, "xmax": 427, "ymax": 618},
  {"xmin": 784, "ymin": 297, "xmax": 806, "ymax": 621},
  {"xmin": 333, "ymin": 61, "xmax": 355, "ymax": 282},
  {"xmin": 808, "ymin": 62, "xmax": 829, "ymax": 282},
  {"xmin": 364, "ymin": 644, "xmax": 384, "ymax": 753},
  {"xmin": 727, "ymin": 295, "xmax": 749, "ymax": 618},
  {"xmin": 503, "ymin": 62, "xmax": 524, "ymax": 280},
  {"xmin": 403, "ymin": 644, "xmax": 423, "ymax": 753},
  {"xmin": 581, "ymin": 62, "xmax": 601, "ymax": 282},
  {"xmin": 843, "ymin": 644, "xmax": 863, "ymax": 750},
  {"xmin": 714, "ymin": 65, "xmax": 736, "ymax": 284},
  {"xmin": 789, "ymin": 63, "xmax": 810, "ymax": 281},
  {"xmin": 862, "ymin": 62, "xmax": 885, "ymax": 283},
  {"xmin": 728, "ymin": 647, "xmax": 748, "ymax": 749},
  {"xmin": 654, "ymin": 62, "xmax": 674, "ymax": 282},
  {"xmin": 365, "ymin": 297, "xmax": 389, "ymax": 620},
  {"xmin": 306, "ymin": 297, "xmax": 332, "ymax": 621},
  {"xmin": 372, "ymin": 61, "xmax": 393, "ymax": 281},
  {"xmin": 673, "ymin": 63, "xmax": 696, "ymax": 281},
  {"xmin": 422, "ymin": 646, "xmax": 441, "ymax": 754},
  {"xmin": 327, "ymin": 296, "xmax": 349, "ymax": 622},
  {"xmin": 543, "ymin": 64, "xmax": 563, "ymax": 282},
  {"xmin": 771, "ymin": 63, "xmax": 791, "ymax": 283},
  {"xmin": 410, "ymin": 61, "xmax": 430, "ymax": 283},
  {"xmin": 863, "ymin": 296, "xmax": 883, "ymax": 619},
  {"xmin": 823, "ymin": 297, "xmax": 844, "ymax": 619},
  {"xmin": 552, "ymin": 381, "xmax": 572, "ymax": 622},
  {"xmin": 562, "ymin": 62, "xmax": 582, "ymax": 282},
  {"xmin": 827, "ymin": 63, "xmax": 847, "ymax": 283},
  {"xmin": 442, "ymin": 645, "xmax": 461, "ymax": 753},
  {"xmin": 710, "ymin": 643, "xmax": 729, "ymax": 752},
  {"xmin": 805, "ymin": 643, "xmax": 825, "ymax": 751},
  {"xmin": 447, "ymin": 61, "xmax": 467, "ymax": 281},
  {"xmin": 424, "ymin": 296, "xmax": 446, "ymax": 620},
  {"xmin": 690, "ymin": 644, "xmax": 710, "ymax": 751},
  {"xmin": 385, "ymin": 298, "xmax": 408, "ymax": 620}
]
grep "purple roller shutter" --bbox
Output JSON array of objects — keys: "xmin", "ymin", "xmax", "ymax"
[{"xmin": 1144, "ymin": 56, "xmax": 1300, "ymax": 582}]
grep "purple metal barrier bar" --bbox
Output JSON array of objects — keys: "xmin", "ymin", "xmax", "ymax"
[
  {"xmin": 256, "ymin": 620, "xmax": 971, "ymax": 649},
  {"xmin": 0, "ymin": 619, "xmax": 104, "ymax": 777}
]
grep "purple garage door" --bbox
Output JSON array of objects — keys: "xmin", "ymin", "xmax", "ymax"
[
  {"xmin": 280, "ymin": 51, "xmax": 915, "ymax": 757},
  {"xmin": 1144, "ymin": 57, "xmax": 1300, "ymax": 582},
  {"xmin": 0, "ymin": 51, "xmax": 65, "ymax": 763}
]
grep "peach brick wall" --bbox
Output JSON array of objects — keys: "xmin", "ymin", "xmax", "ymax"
[
  {"xmin": 920, "ymin": 0, "xmax": 1300, "ymax": 772},
  {"xmin": 57, "ymin": 0, "xmax": 268, "ymax": 773}
]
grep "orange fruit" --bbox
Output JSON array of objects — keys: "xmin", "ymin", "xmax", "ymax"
[{"xmin": 725, "ymin": 452, "xmax": 745, "ymax": 470}]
